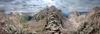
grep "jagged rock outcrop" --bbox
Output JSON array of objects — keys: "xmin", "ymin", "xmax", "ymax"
[
  {"xmin": 31, "ymin": 6, "xmax": 66, "ymax": 34},
  {"xmin": 77, "ymin": 7, "xmax": 100, "ymax": 34},
  {"xmin": 44, "ymin": 6, "xmax": 64, "ymax": 34},
  {"xmin": 59, "ymin": 7, "xmax": 100, "ymax": 34}
]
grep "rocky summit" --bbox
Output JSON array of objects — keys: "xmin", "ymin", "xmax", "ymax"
[
  {"xmin": 32, "ymin": 6, "xmax": 65, "ymax": 34},
  {"xmin": 0, "ymin": 6, "xmax": 100, "ymax": 34}
]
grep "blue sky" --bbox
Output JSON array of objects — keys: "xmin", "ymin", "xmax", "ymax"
[{"xmin": 0, "ymin": 0, "xmax": 100, "ymax": 14}]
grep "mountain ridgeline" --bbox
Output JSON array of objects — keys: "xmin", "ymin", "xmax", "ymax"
[{"xmin": 0, "ymin": 6, "xmax": 100, "ymax": 34}]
